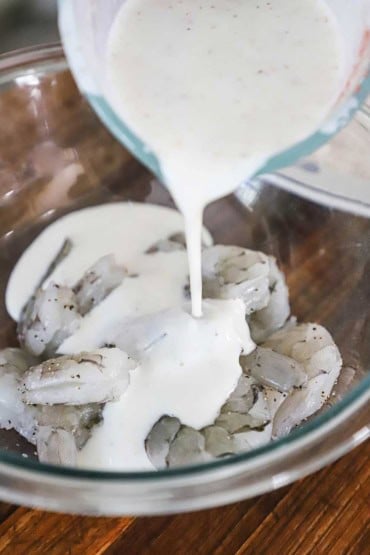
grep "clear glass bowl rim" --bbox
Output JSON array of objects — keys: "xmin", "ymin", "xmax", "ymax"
[{"xmin": 0, "ymin": 44, "xmax": 368, "ymax": 485}]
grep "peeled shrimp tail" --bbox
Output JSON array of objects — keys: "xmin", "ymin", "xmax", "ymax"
[
  {"xmin": 36, "ymin": 426, "xmax": 77, "ymax": 466},
  {"xmin": 18, "ymin": 282, "xmax": 81, "ymax": 358},
  {"xmin": 73, "ymin": 254, "xmax": 126, "ymax": 316},
  {"xmin": 146, "ymin": 375, "xmax": 271, "ymax": 469},
  {"xmin": 21, "ymin": 348, "xmax": 137, "ymax": 405}
]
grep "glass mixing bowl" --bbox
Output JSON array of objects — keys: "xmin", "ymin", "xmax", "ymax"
[{"xmin": 0, "ymin": 45, "xmax": 369, "ymax": 516}]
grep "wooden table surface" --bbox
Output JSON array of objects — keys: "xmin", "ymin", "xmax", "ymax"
[{"xmin": 0, "ymin": 441, "xmax": 367, "ymax": 554}]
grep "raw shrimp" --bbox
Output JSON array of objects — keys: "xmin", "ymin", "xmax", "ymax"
[
  {"xmin": 0, "ymin": 348, "xmax": 38, "ymax": 443},
  {"xmin": 36, "ymin": 427, "xmax": 77, "ymax": 466},
  {"xmin": 146, "ymin": 320, "xmax": 342, "ymax": 468},
  {"xmin": 241, "ymin": 347, "xmax": 308, "ymax": 393},
  {"xmin": 21, "ymin": 348, "xmax": 137, "ymax": 405},
  {"xmin": 202, "ymin": 245, "xmax": 271, "ymax": 315},
  {"xmin": 73, "ymin": 254, "xmax": 126, "ymax": 316},
  {"xmin": 18, "ymin": 254, "xmax": 125, "ymax": 358},
  {"xmin": 0, "ymin": 348, "xmax": 36, "ymax": 374},
  {"xmin": 145, "ymin": 415, "xmax": 181, "ymax": 468},
  {"xmin": 249, "ymin": 257, "xmax": 290, "ymax": 343},
  {"xmin": 262, "ymin": 323, "xmax": 342, "ymax": 437},
  {"xmin": 4, "ymin": 213, "xmax": 344, "ymax": 470},
  {"xmin": 202, "ymin": 247, "xmax": 290, "ymax": 339},
  {"xmin": 263, "ymin": 323, "xmax": 342, "ymax": 379},
  {"xmin": 18, "ymin": 283, "xmax": 81, "ymax": 358},
  {"xmin": 146, "ymin": 375, "xmax": 271, "ymax": 468},
  {"xmin": 167, "ymin": 428, "xmax": 211, "ymax": 467},
  {"xmin": 36, "ymin": 403, "xmax": 103, "ymax": 449}
]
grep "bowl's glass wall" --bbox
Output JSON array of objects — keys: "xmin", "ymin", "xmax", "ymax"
[{"xmin": 0, "ymin": 47, "xmax": 369, "ymax": 514}]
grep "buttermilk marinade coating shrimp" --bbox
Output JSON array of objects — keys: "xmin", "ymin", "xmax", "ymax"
[
  {"xmin": 18, "ymin": 252, "xmax": 126, "ymax": 358},
  {"xmin": 202, "ymin": 245, "xmax": 290, "ymax": 342},
  {"xmin": 145, "ymin": 374, "xmax": 270, "ymax": 468},
  {"xmin": 146, "ymin": 321, "xmax": 342, "ymax": 468}
]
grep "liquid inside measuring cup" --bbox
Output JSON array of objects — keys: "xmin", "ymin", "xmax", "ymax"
[{"xmin": 105, "ymin": 0, "xmax": 345, "ymax": 316}]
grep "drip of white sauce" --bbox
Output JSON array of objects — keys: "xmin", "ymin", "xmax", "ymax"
[
  {"xmin": 105, "ymin": 0, "xmax": 344, "ymax": 315},
  {"xmin": 78, "ymin": 299, "xmax": 252, "ymax": 470}
]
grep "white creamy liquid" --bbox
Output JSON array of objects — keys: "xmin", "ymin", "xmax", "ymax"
[
  {"xmin": 7, "ymin": 203, "xmax": 209, "ymax": 324},
  {"xmin": 106, "ymin": 0, "xmax": 344, "ymax": 315},
  {"xmin": 6, "ymin": 203, "xmax": 254, "ymax": 470},
  {"xmin": 78, "ymin": 299, "xmax": 252, "ymax": 470}
]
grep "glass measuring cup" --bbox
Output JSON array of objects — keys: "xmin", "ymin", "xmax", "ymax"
[{"xmin": 58, "ymin": 0, "xmax": 370, "ymax": 211}]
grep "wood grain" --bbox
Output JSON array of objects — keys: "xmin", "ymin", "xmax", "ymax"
[
  {"xmin": 0, "ymin": 442, "xmax": 367, "ymax": 555},
  {"xmin": 0, "ymin": 509, "xmax": 134, "ymax": 555}
]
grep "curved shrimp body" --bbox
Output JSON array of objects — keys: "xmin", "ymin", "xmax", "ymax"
[
  {"xmin": 18, "ymin": 283, "xmax": 81, "ymax": 358},
  {"xmin": 18, "ymin": 255, "xmax": 125, "ymax": 358},
  {"xmin": 36, "ymin": 427, "xmax": 78, "ymax": 466},
  {"xmin": 73, "ymin": 254, "xmax": 126, "ymax": 316},
  {"xmin": 35, "ymin": 404, "xmax": 103, "ymax": 466},
  {"xmin": 249, "ymin": 257, "xmax": 290, "ymax": 343},
  {"xmin": 202, "ymin": 245, "xmax": 271, "ymax": 314},
  {"xmin": 146, "ymin": 374, "xmax": 270, "ymax": 469},
  {"xmin": 21, "ymin": 348, "xmax": 137, "ymax": 406},
  {"xmin": 202, "ymin": 246, "xmax": 290, "ymax": 341},
  {"xmin": 262, "ymin": 323, "xmax": 342, "ymax": 437}
]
